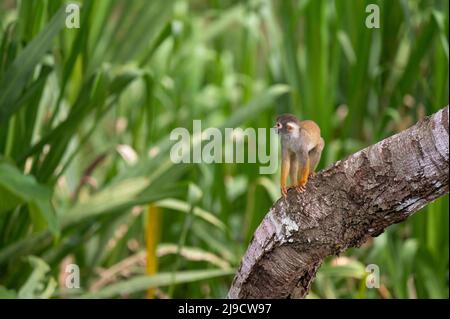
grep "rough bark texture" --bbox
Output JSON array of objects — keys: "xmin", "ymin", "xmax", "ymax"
[{"xmin": 228, "ymin": 106, "xmax": 449, "ymax": 299}]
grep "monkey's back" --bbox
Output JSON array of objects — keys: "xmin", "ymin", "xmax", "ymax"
[{"xmin": 300, "ymin": 120, "xmax": 321, "ymax": 137}]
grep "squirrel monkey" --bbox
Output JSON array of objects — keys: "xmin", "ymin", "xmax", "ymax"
[{"xmin": 275, "ymin": 114, "xmax": 325, "ymax": 197}]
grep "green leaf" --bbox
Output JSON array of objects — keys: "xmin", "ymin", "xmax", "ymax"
[
  {"xmin": 221, "ymin": 84, "xmax": 290, "ymax": 129},
  {"xmin": 337, "ymin": 30, "xmax": 356, "ymax": 65},
  {"xmin": 0, "ymin": 6, "xmax": 66, "ymax": 124},
  {"xmin": 0, "ymin": 161, "xmax": 59, "ymax": 236},
  {"xmin": 0, "ymin": 286, "xmax": 17, "ymax": 299},
  {"xmin": 79, "ymin": 269, "xmax": 235, "ymax": 298},
  {"xmin": 156, "ymin": 198, "xmax": 226, "ymax": 232},
  {"xmin": 320, "ymin": 260, "xmax": 366, "ymax": 279},
  {"xmin": 63, "ymin": 177, "xmax": 150, "ymax": 225},
  {"xmin": 18, "ymin": 256, "xmax": 56, "ymax": 299}
]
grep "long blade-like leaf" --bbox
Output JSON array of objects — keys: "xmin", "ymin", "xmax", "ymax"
[{"xmin": 0, "ymin": 6, "xmax": 65, "ymax": 124}]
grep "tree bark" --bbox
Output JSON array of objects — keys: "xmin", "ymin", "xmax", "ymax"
[{"xmin": 228, "ymin": 106, "xmax": 449, "ymax": 299}]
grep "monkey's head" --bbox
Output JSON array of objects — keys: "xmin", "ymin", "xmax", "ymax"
[{"xmin": 274, "ymin": 114, "xmax": 300, "ymax": 136}]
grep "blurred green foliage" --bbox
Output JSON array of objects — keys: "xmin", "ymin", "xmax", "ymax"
[{"xmin": 0, "ymin": 0, "xmax": 448, "ymax": 298}]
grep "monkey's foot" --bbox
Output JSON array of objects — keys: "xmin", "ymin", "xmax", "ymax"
[
  {"xmin": 295, "ymin": 185, "xmax": 306, "ymax": 193},
  {"xmin": 281, "ymin": 186, "xmax": 288, "ymax": 198},
  {"xmin": 309, "ymin": 172, "xmax": 316, "ymax": 178}
]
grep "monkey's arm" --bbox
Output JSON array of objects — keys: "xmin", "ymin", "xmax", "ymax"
[
  {"xmin": 289, "ymin": 152, "xmax": 298, "ymax": 187},
  {"xmin": 280, "ymin": 148, "xmax": 291, "ymax": 197}
]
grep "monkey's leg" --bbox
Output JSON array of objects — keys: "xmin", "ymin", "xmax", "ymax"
[
  {"xmin": 288, "ymin": 153, "xmax": 298, "ymax": 189},
  {"xmin": 308, "ymin": 137, "xmax": 325, "ymax": 177},
  {"xmin": 280, "ymin": 153, "xmax": 290, "ymax": 198},
  {"xmin": 296, "ymin": 150, "xmax": 310, "ymax": 193}
]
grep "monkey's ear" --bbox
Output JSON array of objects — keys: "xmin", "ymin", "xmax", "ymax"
[{"xmin": 286, "ymin": 122, "xmax": 295, "ymax": 131}]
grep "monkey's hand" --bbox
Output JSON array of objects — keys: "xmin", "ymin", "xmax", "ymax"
[{"xmin": 309, "ymin": 172, "xmax": 316, "ymax": 178}]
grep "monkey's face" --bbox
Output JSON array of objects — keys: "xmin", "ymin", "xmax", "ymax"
[{"xmin": 274, "ymin": 114, "xmax": 300, "ymax": 136}]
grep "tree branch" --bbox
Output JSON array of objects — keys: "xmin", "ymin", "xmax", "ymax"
[{"xmin": 228, "ymin": 106, "xmax": 449, "ymax": 299}]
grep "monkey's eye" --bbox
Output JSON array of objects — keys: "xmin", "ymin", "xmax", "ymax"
[{"xmin": 286, "ymin": 123, "xmax": 294, "ymax": 131}]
